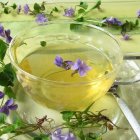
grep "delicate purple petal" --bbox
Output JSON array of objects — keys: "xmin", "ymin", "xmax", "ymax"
[
  {"xmin": 35, "ymin": 14, "xmax": 48, "ymax": 24},
  {"xmin": 103, "ymin": 17, "xmax": 122, "ymax": 26},
  {"xmin": 54, "ymin": 56, "xmax": 63, "ymax": 67},
  {"xmin": 17, "ymin": 5, "xmax": 22, "ymax": 14},
  {"xmin": 5, "ymin": 99, "xmax": 14, "ymax": 107},
  {"xmin": 71, "ymin": 59, "xmax": 92, "ymax": 77},
  {"xmin": 64, "ymin": 61, "xmax": 74, "ymax": 70},
  {"xmin": 24, "ymin": 4, "xmax": 30, "ymax": 14},
  {"xmin": 71, "ymin": 59, "xmax": 81, "ymax": 70},
  {"xmin": 137, "ymin": 10, "xmax": 140, "ymax": 18},
  {"xmin": 5, "ymin": 29, "xmax": 12, "ymax": 43},
  {"xmin": 9, "ymin": 104, "xmax": 18, "ymax": 110},
  {"xmin": 0, "ymin": 106, "xmax": 9, "ymax": 115},
  {"xmin": 64, "ymin": 8, "xmax": 75, "ymax": 17},
  {"xmin": 0, "ymin": 24, "xmax": 5, "ymax": 37},
  {"xmin": 123, "ymin": 34, "xmax": 130, "ymax": 40},
  {"xmin": 0, "ymin": 91, "xmax": 4, "ymax": 99}
]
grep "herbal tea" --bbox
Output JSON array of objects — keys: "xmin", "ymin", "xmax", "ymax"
[{"xmin": 18, "ymin": 41, "xmax": 115, "ymax": 110}]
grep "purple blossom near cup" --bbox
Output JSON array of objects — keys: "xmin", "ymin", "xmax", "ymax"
[
  {"xmin": 17, "ymin": 5, "xmax": 22, "ymax": 14},
  {"xmin": 5, "ymin": 29, "xmax": 12, "ymax": 43},
  {"xmin": 0, "ymin": 91, "xmax": 4, "ymax": 99},
  {"xmin": 35, "ymin": 14, "xmax": 48, "ymax": 24},
  {"xmin": 0, "ymin": 99, "xmax": 18, "ymax": 115},
  {"xmin": 54, "ymin": 56, "xmax": 73, "ymax": 70},
  {"xmin": 24, "ymin": 4, "xmax": 30, "ymax": 14},
  {"xmin": 122, "ymin": 34, "xmax": 130, "ymax": 40},
  {"xmin": 102, "ymin": 17, "xmax": 123, "ymax": 26},
  {"xmin": 71, "ymin": 59, "xmax": 92, "ymax": 77},
  {"xmin": 64, "ymin": 8, "xmax": 75, "ymax": 17},
  {"xmin": 137, "ymin": 10, "xmax": 140, "ymax": 18},
  {"xmin": 0, "ymin": 24, "xmax": 12, "ymax": 43},
  {"xmin": 0, "ymin": 24, "xmax": 5, "ymax": 37},
  {"xmin": 51, "ymin": 129, "xmax": 76, "ymax": 140}
]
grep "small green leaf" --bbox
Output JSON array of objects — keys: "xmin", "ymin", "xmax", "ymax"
[
  {"xmin": 53, "ymin": 7, "xmax": 59, "ymax": 12},
  {"xmin": 79, "ymin": 2, "xmax": 88, "ymax": 9},
  {"xmin": 78, "ymin": 8, "xmax": 85, "ymax": 14},
  {"xmin": 4, "ymin": 86, "xmax": 16, "ymax": 99},
  {"xmin": 34, "ymin": 3, "xmax": 41, "ymax": 13},
  {"xmin": 0, "ymin": 63, "xmax": 15, "ymax": 87},
  {"xmin": 41, "ymin": 2, "xmax": 46, "ymax": 11},
  {"xmin": 0, "ymin": 113, "xmax": 7, "ymax": 124},
  {"xmin": 11, "ymin": 3, "xmax": 17, "ymax": 9},
  {"xmin": 61, "ymin": 111, "xmax": 75, "ymax": 122},
  {"xmin": 0, "ymin": 39, "xmax": 8, "ymax": 61},
  {"xmin": 4, "ymin": 7, "xmax": 10, "ymax": 14},
  {"xmin": 40, "ymin": 41, "xmax": 47, "ymax": 47}
]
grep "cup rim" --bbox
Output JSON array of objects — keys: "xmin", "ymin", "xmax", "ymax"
[{"xmin": 9, "ymin": 20, "xmax": 123, "ymax": 86}]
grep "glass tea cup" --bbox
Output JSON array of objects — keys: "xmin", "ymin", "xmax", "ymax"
[{"xmin": 9, "ymin": 21, "xmax": 123, "ymax": 111}]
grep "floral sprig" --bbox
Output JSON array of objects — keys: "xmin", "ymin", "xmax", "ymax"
[
  {"xmin": 54, "ymin": 56, "xmax": 92, "ymax": 77},
  {"xmin": 0, "ymin": 102, "xmax": 120, "ymax": 139}
]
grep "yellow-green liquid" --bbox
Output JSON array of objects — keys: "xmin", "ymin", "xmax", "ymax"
[{"xmin": 18, "ymin": 41, "xmax": 115, "ymax": 111}]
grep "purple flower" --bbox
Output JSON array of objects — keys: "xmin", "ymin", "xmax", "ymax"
[
  {"xmin": 0, "ymin": 24, "xmax": 5, "ymax": 37},
  {"xmin": 5, "ymin": 29, "xmax": 12, "ymax": 43},
  {"xmin": 54, "ymin": 56, "xmax": 73, "ymax": 70},
  {"xmin": 71, "ymin": 59, "xmax": 92, "ymax": 77},
  {"xmin": 51, "ymin": 129, "xmax": 76, "ymax": 140},
  {"xmin": 0, "ymin": 91, "xmax": 4, "ymax": 99},
  {"xmin": 35, "ymin": 14, "xmax": 48, "ymax": 24},
  {"xmin": 24, "ymin": 4, "xmax": 30, "ymax": 14},
  {"xmin": 17, "ymin": 5, "xmax": 22, "ymax": 14},
  {"xmin": 0, "ymin": 99, "xmax": 18, "ymax": 115},
  {"xmin": 64, "ymin": 8, "xmax": 75, "ymax": 17},
  {"xmin": 102, "ymin": 17, "xmax": 122, "ymax": 26},
  {"xmin": 137, "ymin": 10, "xmax": 140, "ymax": 18},
  {"xmin": 122, "ymin": 34, "xmax": 131, "ymax": 40}
]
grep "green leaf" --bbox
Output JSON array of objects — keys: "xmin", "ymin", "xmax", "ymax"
[
  {"xmin": 0, "ymin": 63, "xmax": 15, "ymax": 87},
  {"xmin": 0, "ymin": 113, "xmax": 7, "ymax": 124},
  {"xmin": 41, "ymin": 2, "xmax": 46, "ymax": 11},
  {"xmin": 79, "ymin": 2, "xmax": 88, "ymax": 9},
  {"xmin": 85, "ymin": 132, "xmax": 102, "ymax": 140},
  {"xmin": 0, "ymin": 39, "xmax": 8, "ymax": 61},
  {"xmin": 4, "ymin": 7, "xmax": 10, "ymax": 14},
  {"xmin": 11, "ymin": 3, "xmax": 17, "ymax": 9},
  {"xmin": 78, "ymin": 8, "xmax": 85, "ymax": 14},
  {"xmin": 40, "ymin": 41, "xmax": 47, "ymax": 47},
  {"xmin": 61, "ymin": 111, "xmax": 75, "ymax": 122},
  {"xmin": 4, "ymin": 86, "xmax": 16, "ymax": 99},
  {"xmin": 84, "ymin": 102, "xmax": 94, "ymax": 113},
  {"xmin": 34, "ymin": 3, "xmax": 41, "ymax": 13}
]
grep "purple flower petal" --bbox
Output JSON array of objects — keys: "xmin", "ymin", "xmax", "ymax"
[
  {"xmin": 0, "ymin": 91, "xmax": 4, "ymax": 99},
  {"xmin": 5, "ymin": 29, "xmax": 12, "ymax": 43},
  {"xmin": 71, "ymin": 59, "xmax": 92, "ymax": 77},
  {"xmin": 5, "ymin": 99, "xmax": 14, "ymax": 107},
  {"xmin": 123, "ymin": 34, "xmax": 130, "ymax": 40},
  {"xmin": 54, "ymin": 56, "xmax": 63, "ymax": 67},
  {"xmin": 137, "ymin": 10, "xmax": 140, "ymax": 18},
  {"xmin": 64, "ymin": 8, "xmax": 75, "ymax": 17},
  {"xmin": 0, "ymin": 24, "xmax": 5, "ymax": 37},
  {"xmin": 35, "ymin": 14, "xmax": 48, "ymax": 24},
  {"xmin": 24, "ymin": 4, "xmax": 30, "ymax": 14},
  {"xmin": 102, "ymin": 17, "xmax": 122, "ymax": 26},
  {"xmin": 9, "ymin": 104, "xmax": 18, "ymax": 110},
  {"xmin": 0, "ymin": 106, "xmax": 9, "ymax": 115}
]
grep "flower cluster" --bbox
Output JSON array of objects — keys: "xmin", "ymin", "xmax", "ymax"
[
  {"xmin": 0, "ymin": 91, "xmax": 18, "ymax": 116},
  {"xmin": 35, "ymin": 14, "xmax": 48, "ymax": 24},
  {"xmin": 64, "ymin": 8, "xmax": 75, "ymax": 17},
  {"xmin": 102, "ymin": 17, "xmax": 123, "ymax": 26},
  {"xmin": 54, "ymin": 56, "xmax": 92, "ymax": 77},
  {"xmin": 51, "ymin": 129, "xmax": 76, "ymax": 140},
  {"xmin": 0, "ymin": 24, "xmax": 12, "ymax": 43}
]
